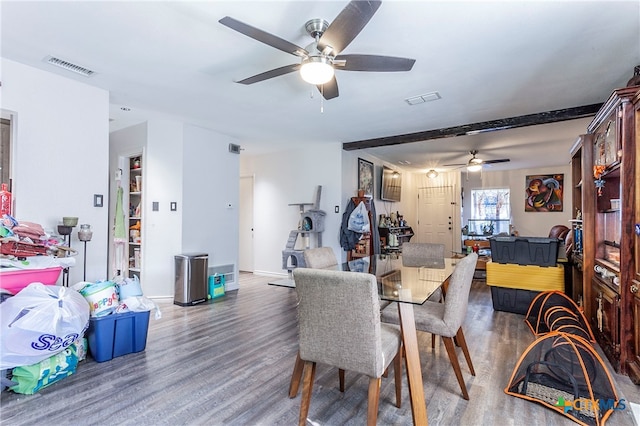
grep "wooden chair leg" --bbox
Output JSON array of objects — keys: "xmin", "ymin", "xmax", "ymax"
[
  {"xmin": 289, "ymin": 351, "xmax": 304, "ymax": 398},
  {"xmin": 442, "ymin": 336, "xmax": 470, "ymax": 400},
  {"xmin": 433, "ymin": 290, "xmax": 445, "ymax": 350},
  {"xmin": 455, "ymin": 327, "xmax": 476, "ymax": 376},
  {"xmin": 299, "ymin": 361, "xmax": 316, "ymax": 426},
  {"xmin": 339, "ymin": 368, "xmax": 346, "ymax": 392},
  {"xmin": 367, "ymin": 377, "xmax": 381, "ymax": 426},
  {"xmin": 393, "ymin": 348, "xmax": 402, "ymax": 408}
]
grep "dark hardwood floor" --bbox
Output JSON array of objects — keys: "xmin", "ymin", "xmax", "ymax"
[{"xmin": 1, "ymin": 272, "xmax": 638, "ymax": 425}]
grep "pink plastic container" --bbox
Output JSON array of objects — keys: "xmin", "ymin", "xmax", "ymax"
[{"xmin": 0, "ymin": 267, "xmax": 63, "ymax": 294}]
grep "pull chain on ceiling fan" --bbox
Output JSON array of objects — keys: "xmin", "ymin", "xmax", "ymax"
[{"xmin": 218, "ymin": 0, "xmax": 416, "ymax": 100}]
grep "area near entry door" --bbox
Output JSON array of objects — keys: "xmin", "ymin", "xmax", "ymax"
[{"xmin": 417, "ymin": 186, "xmax": 456, "ymax": 255}]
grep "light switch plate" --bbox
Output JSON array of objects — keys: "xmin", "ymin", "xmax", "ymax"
[
  {"xmin": 152, "ymin": 201, "xmax": 159, "ymax": 211},
  {"xmin": 170, "ymin": 202, "xmax": 177, "ymax": 211},
  {"xmin": 94, "ymin": 194, "xmax": 103, "ymax": 207}
]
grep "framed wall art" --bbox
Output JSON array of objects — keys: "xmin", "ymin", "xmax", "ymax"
[
  {"xmin": 358, "ymin": 158, "xmax": 374, "ymax": 197},
  {"xmin": 525, "ymin": 174, "xmax": 564, "ymax": 212}
]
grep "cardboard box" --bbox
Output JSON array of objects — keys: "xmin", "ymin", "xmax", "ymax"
[{"xmin": 87, "ymin": 310, "xmax": 150, "ymax": 362}]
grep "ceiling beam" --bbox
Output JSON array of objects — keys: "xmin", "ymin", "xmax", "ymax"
[{"xmin": 342, "ymin": 103, "xmax": 602, "ymax": 151}]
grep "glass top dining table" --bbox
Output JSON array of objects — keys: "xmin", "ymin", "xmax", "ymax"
[
  {"xmin": 270, "ymin": 254, "xmax": 459, "ymax": 304},
  {"xmin": 338, "ymin": 255, "xmax": 458, "ymax": 304}
]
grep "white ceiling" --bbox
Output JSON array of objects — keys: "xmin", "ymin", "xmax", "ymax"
[{"xmin": 2, "ymin": 1, "xmax": 639, "ymax": 172}]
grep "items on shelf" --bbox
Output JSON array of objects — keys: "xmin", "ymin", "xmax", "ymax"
[
  {"xmin": 378, "ymin": 215, "xmax": 414, "ymax": 253},
  {"xmin": 0, "ymin": 184, "xmax": 12, "ymax": 217},
  {"xmin": 593, "ymin": 164, "xmax": 606, "ymax": 196},
  {"xmin": 126, "ymin": 155, "xmax": 144, "ymax": 282}
]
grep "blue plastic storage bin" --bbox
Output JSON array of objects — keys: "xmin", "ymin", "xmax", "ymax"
[{"xmin": 87, "ymin": 310, "xmax": 150, "ymax": 363}]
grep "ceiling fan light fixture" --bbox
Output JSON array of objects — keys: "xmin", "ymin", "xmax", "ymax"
[
  {"xmin": 426, "ymin": 169, "xmax": 438, "ymax": 178},
  {"xmin": 467, "ymin": 164, "xmax": 482, "ymax": 172},
  {"xmin": 300, "ymin": 56, "xmax": 334, "ymax": 85}
]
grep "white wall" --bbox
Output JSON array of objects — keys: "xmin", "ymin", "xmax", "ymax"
[
  {"xmin": 462, "ymin": 164, "xmax": 573, "ymax": 237},
  {"xmin": 1, "ymin": 59, "xmax": 109, "ymax": 284},
  {"xmin": 182, "ymin": 124, "xmax": 239, "ymax": 289},
  {"xmin": 110, "ymin": 121, "xmax": 237, "ymax": 296},
  {"xmin": 241, "ymin": 143, "xmax": 343, "ymax": 275},
  {"xmin": 144, "ymin": 120, "xmax": 184, "ymax": 296}
]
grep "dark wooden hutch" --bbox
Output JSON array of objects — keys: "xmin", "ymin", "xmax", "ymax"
[{"xmin": 574, "ymin": 85, "xmax": 639, "ymax": 382}]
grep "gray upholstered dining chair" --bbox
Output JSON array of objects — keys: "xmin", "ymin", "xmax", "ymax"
[
  {"xmin": 401, "ymin": 242, "xmax": 446, "ymax": 315},
  {"xmin": 303, "ymin": 247, "xmax": 338, "ymax": 269},
  {"xmin": 293, "ymin": 268, "xmax": 403, "ymax": 426},
  {"xmin": 381, "ymin": 252, "xmax": 478, "ymax": 400},
  {"xmin": 401, "ymin": 242, "xmax": 445, "ymax": 266}
]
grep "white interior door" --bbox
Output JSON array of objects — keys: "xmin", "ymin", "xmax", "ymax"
[
  {"xmin": 417, "ymin": 186, "xmax": 456, "ymax": 255},
  {"xmin": 239, "ymin": 175, "xmax": 254, "ymax": 272}
]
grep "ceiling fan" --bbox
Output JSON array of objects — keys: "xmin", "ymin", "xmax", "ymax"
[
  {"xmin": 443, "ymin": 150, "xmax": 511, "ymax": 172},
  {"xmin": 218, "ymin": 0, "xmax": 415, "ymax": 100}
]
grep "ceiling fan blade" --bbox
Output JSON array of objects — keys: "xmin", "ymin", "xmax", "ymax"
[
  {"xmin": 335, "ymin": 54, "xmax": 415, "ymax": 72},
  {"xmin": 484, "ymin": 159, "xmax": 511, "ymax": 164},
  {"xmin": 219, "ymin": 16, "xmax": 308, "ymax": 58},
  {"xmin": 317, "ymin": 76, "xmax": 339, "ymax": 100},
  {"xmin": 317, "ymin": 0, "xmax": 381, "ymax": 56},
  {"xmin": 442, "ymin": 163, "xmax": 466, "ymax": 167},
  {"xmin": 236, "ymin": 64, "xmax": 301, "ymax": 85}
]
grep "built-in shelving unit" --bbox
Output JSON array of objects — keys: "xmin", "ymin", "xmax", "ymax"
[{"xmin": 128, "ymin": 155, "xmax": 143, "ymax": 281}]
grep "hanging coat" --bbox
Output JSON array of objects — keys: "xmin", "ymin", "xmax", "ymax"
[{"xmin": 340, "ymin": 199, "xmax": 379, "ymax": 254}]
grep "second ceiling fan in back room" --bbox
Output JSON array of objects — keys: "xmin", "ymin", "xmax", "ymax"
[
  {"xmin": 444, "ymin": 150, "xmax": 511, "ymax": 172},
  {"xmin": 218, "ymin": 0, "xmax": 416, "ymax": 100}
]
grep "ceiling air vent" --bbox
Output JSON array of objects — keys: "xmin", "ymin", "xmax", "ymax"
[
  {"xmin": 405, "ymin": 91, "xmax": 441, "ymax": 106},
  {"xmin": 44, "ymin": 56, "xmax": 95, "ymax": 77},
  {"xmin": 228, "ymin": 143, "xmax": 241, "ymax": 154}
]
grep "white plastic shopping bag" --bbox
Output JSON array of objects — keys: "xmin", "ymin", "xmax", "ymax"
[
  {"xmin": 347, "ymin": 201, "xmax": 370, "ymax": 233},
  {"xmin": 0, "ymin": 283, "xmax": 90, "ymax": 370}
]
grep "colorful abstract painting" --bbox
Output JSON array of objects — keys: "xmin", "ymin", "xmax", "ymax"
[{"xmin": 525, "ymin": 174, "xmax": 564, "ymax": 212}]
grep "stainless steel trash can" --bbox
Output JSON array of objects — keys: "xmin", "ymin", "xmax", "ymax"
[{"xmin": 174, "ymin": 253, "xmax": 208, "ymax": 306}]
